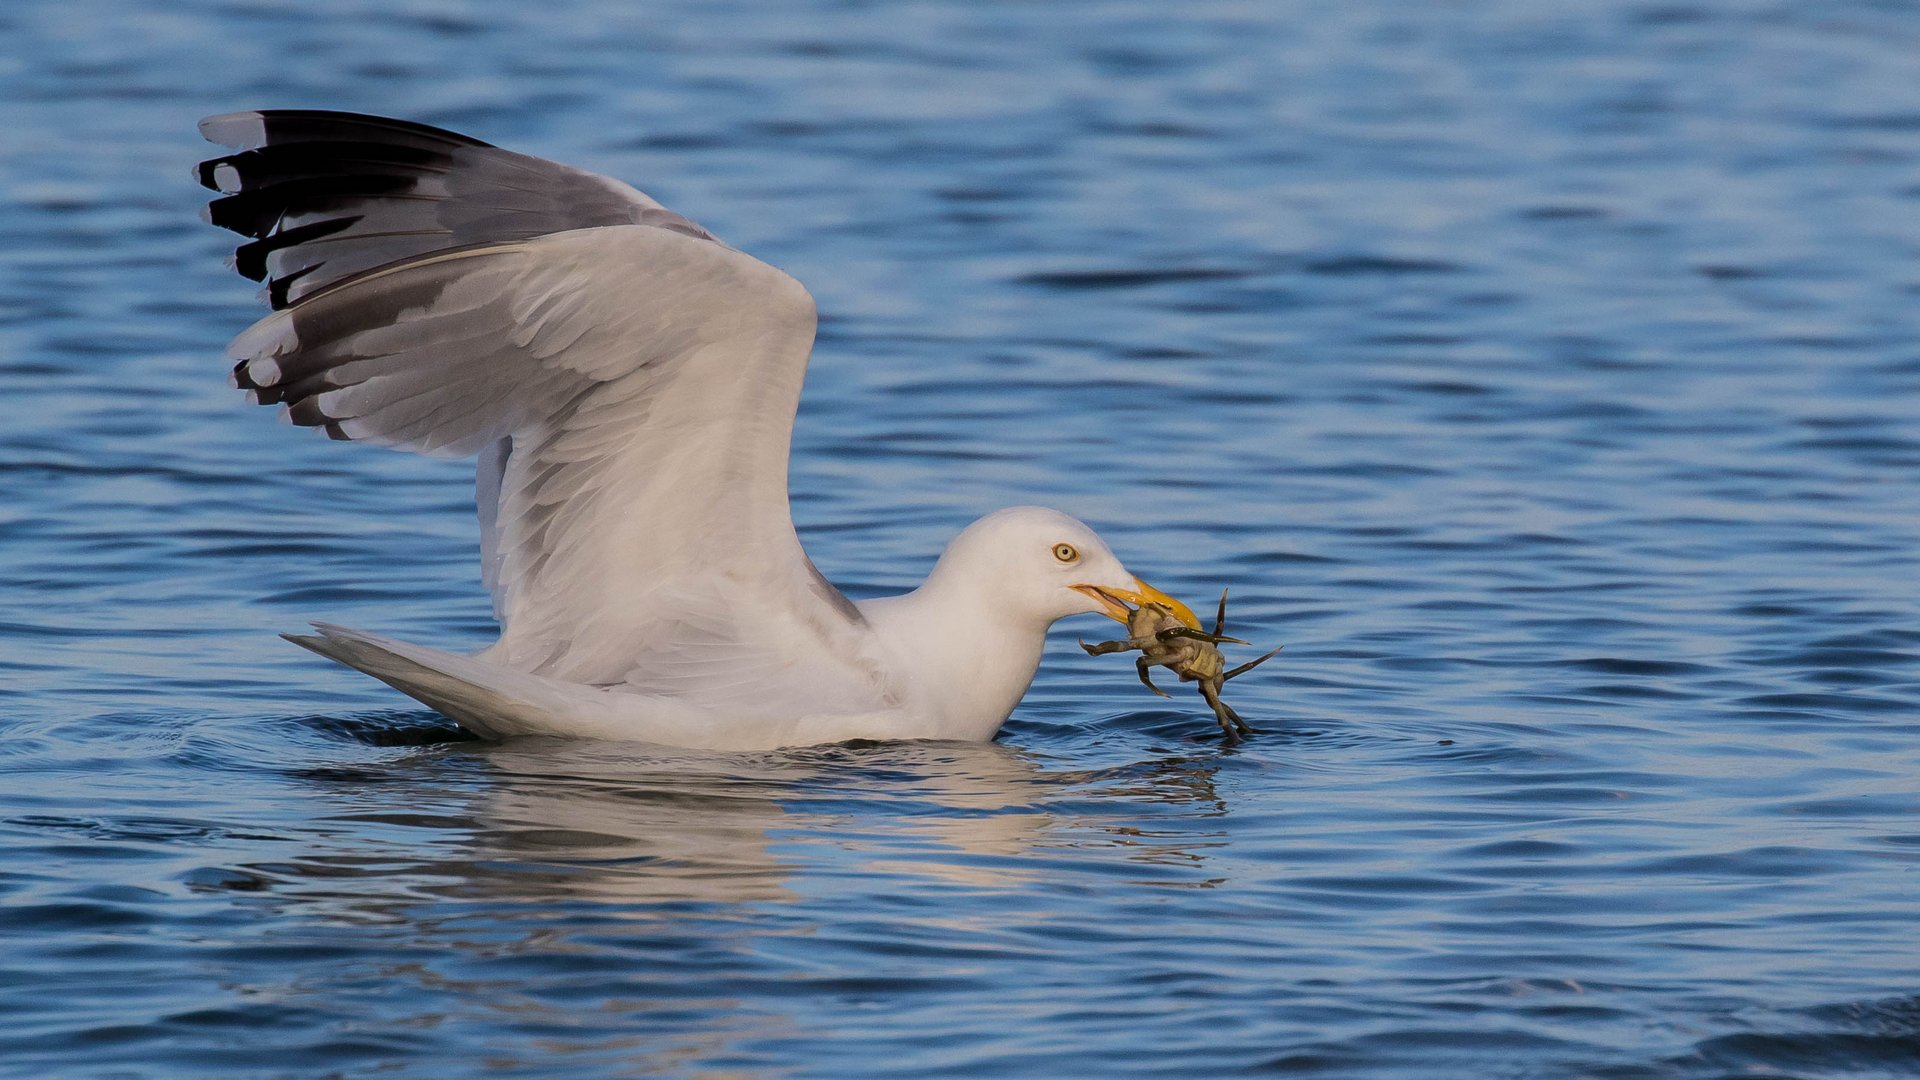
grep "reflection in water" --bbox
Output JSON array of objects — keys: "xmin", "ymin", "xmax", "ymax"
[
  {"xmin": 449, "ymin": 735, "xmax": 1230, "ymax": 906},
  {"xmin": 209, "ymin": 731, "xmax": 1236, "ymax": 1072},
  {"xmin": 459, "ymin": 739, "xmax": 817, "ymax": 908}
]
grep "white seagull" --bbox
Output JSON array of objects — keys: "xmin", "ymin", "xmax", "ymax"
[{"xmin": 198, "ymin": 110, "xmax": 1202, "ymax": 750}]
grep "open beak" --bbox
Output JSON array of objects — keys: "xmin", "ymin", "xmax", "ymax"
[{"xmin": 1072, "ymin": 579, "xmax": 1203, "ymax": 630}]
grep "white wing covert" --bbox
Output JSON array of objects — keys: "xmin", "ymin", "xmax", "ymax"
[{"xmin": 202, "ymin": 111, "xmax": 887, "ymax": 714}]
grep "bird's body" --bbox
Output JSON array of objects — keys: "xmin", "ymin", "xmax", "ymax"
[
  {"xmin": 201, "ymin": 110, "xmax": 1197, "ymax": 750},
  {"xmin": 288, "ymin": 508, "xmax": 1123, "ymax": 750}
]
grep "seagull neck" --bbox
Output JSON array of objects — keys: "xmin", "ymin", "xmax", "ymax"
[{"xmin": 860, "ymin": 571, "xmax": 1050, "ymax": 741}]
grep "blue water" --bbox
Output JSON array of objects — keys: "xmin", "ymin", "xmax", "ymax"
[{"xmin": 5, "ymin": 1, "xmax": 1920, "ymax": 1076}]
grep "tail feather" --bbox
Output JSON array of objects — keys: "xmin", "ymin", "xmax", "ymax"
[
  {"xmin": 282, "ymin": 623, "xmax": 819, "ymax": 748},
  {"xmin": 284, "ymin": 623, "xmax": 572, "ymax": 740}
]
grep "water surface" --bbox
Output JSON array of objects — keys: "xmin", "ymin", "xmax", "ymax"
[{"xmin": 4, "ymin": 1, "xmax": 1920, "ymax": 1076}]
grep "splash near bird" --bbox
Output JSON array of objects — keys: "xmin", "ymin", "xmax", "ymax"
[{"xmin": 1077, "ymin": 588, "xmax": 1282, "ymax": 742}]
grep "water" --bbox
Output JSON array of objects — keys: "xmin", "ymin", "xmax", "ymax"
[{"xmin": 4, "ymin": 0, "xmax": 1920, "ymax": 1075}]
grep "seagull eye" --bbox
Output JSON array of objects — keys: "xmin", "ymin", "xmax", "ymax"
[{"xmin": 1053, "ymin": 543, "xmax": 1079, "ymax": 563}]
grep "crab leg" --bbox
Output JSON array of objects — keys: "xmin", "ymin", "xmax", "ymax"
[
  {"xmin": 1197, "ymin": 678, "xmax": 1254, "ymax": 740},
  {"xmin": 1155, "ymin": 626, "xmax": 1250, "ymax": 646},
  {"xmin": 1222, "ymin": 644, "xmax": 1283, "ymax": 681},
  {"xmin": 1135, "ymin": 656, "xmax": 1171, "ymax": 698},
  {"xmin": 1080, "ymin": 635, "xmax": 1159, "ymax": 656}
]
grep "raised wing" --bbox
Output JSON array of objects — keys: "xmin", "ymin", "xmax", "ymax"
[
  {"xmin": 197, "ymin": 110, "xmax": 715, "ymax": 308},
  {"xmin": 201, "ymin": 112, "xmax": 884, "ymax": 710}
]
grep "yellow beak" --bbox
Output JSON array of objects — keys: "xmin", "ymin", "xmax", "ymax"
[{"xmin": 1071, "ymin": 579, "xmax": 1203, "ymax": 630}]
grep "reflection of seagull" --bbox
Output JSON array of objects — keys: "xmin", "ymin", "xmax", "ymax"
[
  {"xmin": 463, "ymin": 738, "xmax": 1074, "ymax": 907},
  {"xmin": 199, "ymin": 111, "xmax": 1202, "ymax": 749}
]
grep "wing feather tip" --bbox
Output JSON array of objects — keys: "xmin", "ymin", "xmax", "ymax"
[
  {"xmin": 199, "ymin": 111, "xmax": 266, "ymax": 148},
  {"xmin": 285, "ymin": 395, "xmax": 334, "ymax": 427}
]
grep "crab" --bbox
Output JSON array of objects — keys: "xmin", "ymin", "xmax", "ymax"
[{"xmin": 1076, "ymin": 588, "xmax": 1283, "ymax": 742}]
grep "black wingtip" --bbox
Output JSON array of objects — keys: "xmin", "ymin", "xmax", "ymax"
[
  {"xmin": 286, "ymin": 394, "xmax": 338, "ymax": 428},
  {"xmin": 266, "ymin": 263, "xmax": 319, "ymax": 309},
  {"xmin": 200, "ymin": 109, "xmax": 497, "ymax": 151},
  {"xmin": 194, "ymin": 157, "xmax": 227, "ymax": 192},
  {"xmin": 234, "ymin": 216, "xmax": 358, "ymax": 281},
  {"xmin": 232, "ymin": 358, "xmax": 291, "ymax": 405}
]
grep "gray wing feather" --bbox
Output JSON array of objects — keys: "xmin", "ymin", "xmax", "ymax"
[
  {"xmin": 202, "ymin": 112, "xmax": 884, "ymax": 709},
  {"xmin": 476, "ymin": 436, "xmax": 511, "ymax": 614}
]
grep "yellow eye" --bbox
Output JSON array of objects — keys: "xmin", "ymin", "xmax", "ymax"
[{"xmin": 1052, "ymin": 543, "xmax": 1079, "ymax": 563}]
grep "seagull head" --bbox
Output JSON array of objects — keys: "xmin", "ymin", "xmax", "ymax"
[{"xmin": 937, "ymin": 507, "xmax": 1200, "ymax": 632}]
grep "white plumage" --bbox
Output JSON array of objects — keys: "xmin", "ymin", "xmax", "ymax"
[{"xmin": 200, "ymin": 110, "xmax": 1192, "ymax": 750}]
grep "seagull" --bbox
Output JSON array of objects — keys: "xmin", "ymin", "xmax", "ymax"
[{"xmin": 198, "ymin": 110, "xmax": 1202, "ymax": 750}]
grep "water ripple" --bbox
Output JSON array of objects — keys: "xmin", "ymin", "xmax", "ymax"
[{"xmin": 3, "ymin": 0, "xmax": 1920, "ymax": 1076}]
